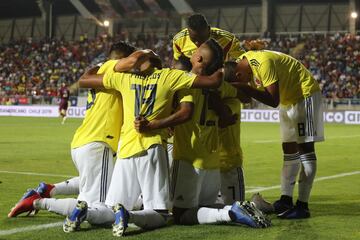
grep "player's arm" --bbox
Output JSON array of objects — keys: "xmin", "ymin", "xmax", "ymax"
[
  {"xmin": 191, "ymin": 68, "xmax": 224, "ymax": 89},
  {"xmin": 78, "ymin": 66, "xmax": 105, "ymax": 89},
  {"xmin": 208, "ymin": 91, "xmax": 238, "ymax": 128},
  {"xmin": 231, "ymin": 59, "xmax": 279, "ymax": 107},
  {"xmin": 231, "ymin": 81, "xmax": 279, "ymax": 108},
  {"xmin": 114, "ymin": 49, "xmax": 161, "ymax": 72},
  {"xmin": 134, "ymin": 102, "xmax": 194, "ymax": 133},
  {"xmin": 236, "ymin": 88, "xmax": 252, "ymax": 103}
]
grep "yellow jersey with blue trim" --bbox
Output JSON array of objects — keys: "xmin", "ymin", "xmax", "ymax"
[
  {"xmin": 218, "ymin": 98, "xmax": 243, "ymax": 172},
  {"xmin": 71, "ymin": 60, "xmax": 122, "ymax": 152},
  {"xmin": 102, "ymin": 68, "xmax": 197, "ymax": 158},
  {"xmin": 172, "ymin": 27, "xmax": 245, "ymax": 61},
  {"xmin": 239, "ymin": 50, "xmax": 320, "ymax": 106},
  {"xmin": 173, "ymin": 81, "xmax": 237, "ymax": 169}
]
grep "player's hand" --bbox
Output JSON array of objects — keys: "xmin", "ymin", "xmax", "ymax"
[
  {"xmin": 208, "ymin": 90, "xmax": 222, "ymax": 113},
  {"xmin": 134, "ymin": 116, "xmax": 152, "ymax": 133},
  {"xmin": 218, "ymin": 113, "xmax": 238, "ymax": 128},
  {"xmin": 212, "ymin": 68, "xmax": 224, "ymax": 80},
  {"xmin": 167, "ymin": 127, "xmax": 174, "ymax": 138}
]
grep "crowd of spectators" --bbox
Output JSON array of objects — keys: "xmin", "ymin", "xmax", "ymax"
[
  {"xmin": 297, "ymin": 33, "xmax": 360, "ymax": 99},
  {"xmin": 0, "ymin": 32, "xmax": 359, "ymax": 105}
]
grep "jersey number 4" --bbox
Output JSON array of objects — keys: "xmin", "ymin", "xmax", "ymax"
[{"xmin": 131, "ymin": 84, "xmax": 157, "ymax": 117}]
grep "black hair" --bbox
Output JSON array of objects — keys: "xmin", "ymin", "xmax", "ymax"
[
  {"xmin": 174, "ymin": 55, "xmax": 192, "ymax": 72},
  {"xmin": 187, "ymin": 13, "xmax": 209, "ymax": 31},
  {"xmin": 203, "ymin": 38, "xmax": 224, "ymax": 75},
  {"xmin": 223, "ymin": 61, "xmax": 238, "ymax": 82},
  {"xmin": 109, "ymin": 41, "xmax": 136, "ymax": 57}
]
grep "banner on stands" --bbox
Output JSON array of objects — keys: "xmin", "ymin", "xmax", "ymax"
[
  {"xmin": 0, "ymin": 106, "xmax": 86, "ymax": 118},
  {"xmin": 0, "ymin": 106, "xmax": 359, "ymax": 124}
]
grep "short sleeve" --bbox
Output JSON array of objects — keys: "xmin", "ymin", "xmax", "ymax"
[
  {"xmin": 228, "ymin": 37, "xmax": 246, "ymax": 60},
  {"xmin": 102, "ymin": 71, "xmax": 126, "ymax": 92},
  {"xmin": 172, "ymin": 39, "xmax": 181, "ymax": 60},
  {"xmin": 167, "ymin": 69, "xmax": 197, "ymax": 91},
  {"xmin": 97, "ymin": 60, "xmax": 118, "ymax": 74},
  {"xmin": 178, "ymin": 89, "xmax": 194, "ymax": 103},
  {"xmin": 258, "ymin": 59, "xmax": 278, "ymax": 87}
]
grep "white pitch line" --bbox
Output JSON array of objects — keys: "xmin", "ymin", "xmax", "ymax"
[
  {"xmin": 253, "ymin": 134, "xmax": 360, "ymax": 144},
  {"xmin": 0, "ymin": 222, "xmax": 137, "ymax": 237},
  {"xmin": 0, "ymin": 170, "xmax": 75, "ymax": 178},
  {"xmin": 1, "ymin": 170, "xmax": 359, "ymax": 237},
  {"xmin": 0, "ymin": 222, "xmax": 63, "ymax": 236},
  {"xmin": 245, "ymin": 170, "xmax": 360, "ymax": 193}
]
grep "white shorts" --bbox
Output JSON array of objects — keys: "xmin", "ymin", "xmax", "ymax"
[
  {"xmin": 167, "ymin": 143, "xmax": 174, "ymax": 170},
  {"xmin": 105, "ymin": 144, "xmax": 170, "ymax": 210},
  {"xmin": 220, "ymin": 167, "xmax": 245, "ymax": 205},
  {"xmin": 280, "ymin": 91, "xmax": 324, "ymax": 143},
  {"xmin": 71, "ymin": 142, "xmax": 114, "ymax": 207},
  {"xmin": 172, "ymin": 160, "xmax": 221, "ymax": 208}
]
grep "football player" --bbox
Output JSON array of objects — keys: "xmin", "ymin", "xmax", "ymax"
[
  {"xmin": 58, "ymin": 82, "xmax": 70, "ymax": 124},
  {"xmin": 69, "ymin": 39, "xmax": 225, "ymax": 236},
  {"xmin": 8, "ymin": 41, "xmax": 136, "ymax": 220},
  {"xmin": 227, "ymin": 49, "xmax": 324, "ymax": 219}
]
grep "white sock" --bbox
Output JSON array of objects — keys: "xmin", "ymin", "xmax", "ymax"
[
  {"xmin": 129, "ymin": 210, "xmax": 167, "ymax": 230},
  {"xmin": 35, "ymin": 198, "xmax": 77, "ymax": 216},
  {"xmin": 281, "ymin": 153, "xmax": 300, "ymax": 196},
  {"xmin": 298, "ymin": 152, "xmax": 317, "ymax": 202},
  {"xmin": 197, "ymin": 207, "xmax": 231, "ymax": 224},
  {"xmin": 179, "ymin": 206, "xmax": 231, "ymax": 225},
  {"xmin": 223, "ymin": 205, "xmax": 232, "ymax": 211},
  {"xmin": 86, "ymin": 204, "xmax": 115, "ymax": 225},
  {"xmin": 52, "ymin": 177, "xmax": 80, "ymax": 196}
]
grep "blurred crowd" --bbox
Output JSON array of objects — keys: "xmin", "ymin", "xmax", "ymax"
[{"xmin": 0, "ymin": 32, "xmax": 359, "ymax": 105}]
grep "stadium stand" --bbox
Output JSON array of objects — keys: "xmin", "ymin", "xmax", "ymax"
[
  {"xmin": 0, "ymin": 0, "xmax": 359, "ymax": 107},
  {"xmin": 1, "ymin": 33, "xmax": 359, "ymax": 106}
]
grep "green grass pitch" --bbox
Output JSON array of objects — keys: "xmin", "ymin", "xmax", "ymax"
[{"xmin": 0, "ymin": 116, "xmax": 359, "ymax": 240}]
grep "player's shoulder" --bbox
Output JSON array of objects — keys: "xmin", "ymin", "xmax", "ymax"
[
  {"xmin": 210, "ymin": 27, "xmax": 235, "ymax": 40},
  {"xmin": 98, "ymin": 59, "xmax": 117, "ymax": 74},
  {"xmin": 173, "ymin": 28, "xmax": 189, "ymax": 42}
]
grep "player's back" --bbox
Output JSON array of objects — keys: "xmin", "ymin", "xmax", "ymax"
[
  {"xmin": 102, "ymin": 68, "xmax": 196, "ymax": 158},
  {"xmin": 71, "ymin": 60, "xmax": 122, "ymax": 153},
  {"xmin": 59, "ymin": 87, "xmax": 70, "ymax": 101},
  {"xmin": 243, "ymin": 50, "xmax": 320, "ymax": 105},
  {"xmin": 173, "ymin": 27, "xmax": 244, "ymax": 60}
]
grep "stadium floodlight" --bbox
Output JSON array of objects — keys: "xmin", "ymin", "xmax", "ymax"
[
  {"xmin": 351, "ymin": 11, "xmax": 358, "ymax": 19},
  {"xmin": 103, "ymin": 20, "xmax": 110, "ymax": 27}
]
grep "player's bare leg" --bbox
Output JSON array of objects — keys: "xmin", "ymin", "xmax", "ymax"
[{"xmin": 60, "ymin": 109, "xmax": 67, "ymax": 124}]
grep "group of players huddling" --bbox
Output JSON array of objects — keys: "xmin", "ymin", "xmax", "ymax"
[{"xmin": 8, "ymin": 13, "xmax": 324, "ymax": 237}]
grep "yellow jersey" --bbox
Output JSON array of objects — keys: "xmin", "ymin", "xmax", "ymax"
[
  {"xmin": 173, "ymin": 81, "xmax": 237, "ymax": 169},
  {"xmin": 71, "ymin": 60, "xmax": 122, "ymax": 152},
  {"xmin": 103, "ymin": 68, "xmax": 197, "ymax": 158},
  {"xmin": 239, "ymin": 50, "xmax": 320, "ymax": 106},
  {"xmin": 167, "ymin": 89, "xmax": 194, "ymax": 145},
  {"xmin": 173, "ymin": 27, "xmax": 245, "ymax": 61},
  {"xmin": 218, "ymin": 98, "xmax": 243, "ymax": 172}
]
